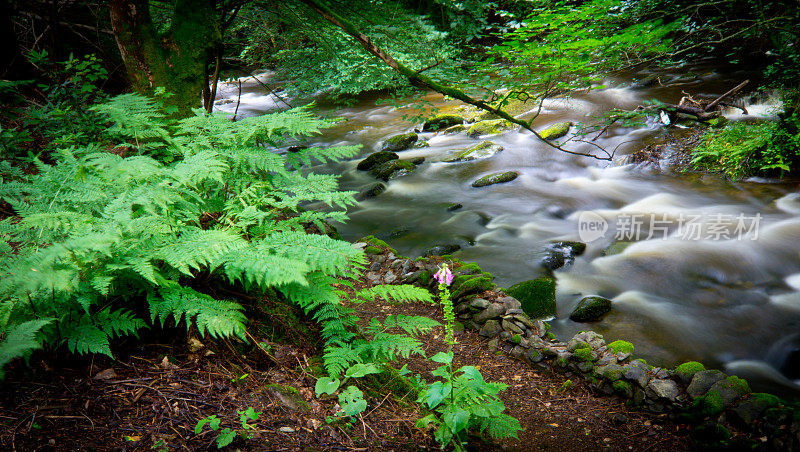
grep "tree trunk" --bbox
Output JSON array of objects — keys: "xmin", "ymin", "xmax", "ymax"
[{"xmin": 109, "ymin": 0, "xmax": 221, "ymax": 114}]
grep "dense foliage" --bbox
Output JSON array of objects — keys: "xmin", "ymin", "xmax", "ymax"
[{"xmin": 0, "ymin": 93, "xmax": 364, "ymax": 375}]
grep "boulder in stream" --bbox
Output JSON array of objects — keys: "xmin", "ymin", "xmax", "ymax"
[
  {"xmin": 422, "ymin": 114, "xmax": 465, "ymax": 132},
  {"xmin": 357, "ymin": 151, "xmax": 398, "ymax": 171},
  {"xmin": 381, "ymin": 132, "xmax": 418, "ymax": 152},
  {"xmin": 471, "ymin": 171, "xmax": 519, "ymax": 187},
  {"xmin": 466, "ymin": 119, "xmax": 515, "ymax": 137},
  {"xmin": 505, "ymin": 277, "xmax": 556, "ymax": 319},
  {"xmin": 442, "ymin": 124, "xmax": 467, "ymax": 135},
  {"xmin": 370, "ymin": 159, "xmax": 416, "ymax": 181},
  {"xmin": 355, "ymin": 182, "xmax": 387, "ymax": 200},
  {"xmin": 443, "ymin": 141, "xmax": 504, "ymax": 163},
  {"xmin": 422, "ymin": 243, "xmax": 462, "ymax": 257},
  {"xmin": 539, "ymin": 121, "xmax": 573, "ymax": 140},
  {"xmin": 569, "ymin": 296, "xmax": 612, "ymax": 322}
]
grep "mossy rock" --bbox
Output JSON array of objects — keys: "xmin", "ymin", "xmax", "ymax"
[
  {"xmin": 410, "ymin": 156, "xmax": 425, "ymax": 165},
  {"xmin": 550, "ymin": 241, "xmax": 587, "ymax": 256},
  {"xmin": 475, "ymin": 96, "xmax": 534, "ymax": 120},
  {"xmin": 569, "ymin": 296, "xmax": 613, "ymax": 322},
  {"xmin": 450, "ymin": 274, "xmax": 494, "ymax": 300},
  {"xmin": 265, "ymin": 384, "xmax": 311, "ymax": 413},
  {"xmin": 539, "ymin": 121, "xmax": 573, "ymax": 140},
  {"xmin": 358, "ymin": 235, "xmax": 390, "ymax": 249},
  {"xmin": 422, "ymin": 114, "xmax": 465, "ymax": 131},
  {"xmin": 456, "ymin": 262, "xmax": 482, "ymax": 275},
  {"xmin": 675, "ymin": 361, "xmax": 706, "ymax": 384},
  {"xmin": 442, "ymin": 124, "xmax": 467, "ymax": 135},
  {"xmin": 356, "ymin": 182, "xmax": 387, "ymax": 201},
  {"xmin": 471, "ymin": 171, "xmax": 519, "ymax": 188},
  {"xmin": 505, "ymin": 277, "xmax": 556, "ymax": 319},
  {"xmin": 572, "ymin": 346, "xmax": 594, "ymax": 362},
  {"xmin": 596, "ymin": 363, "xmax": 625, "ymax": 382},
  {"xmin": 370, "ymin": 159, "xmax": 416, "ymax": 181},
  {"xmin": 357, "ymin": 151, "xmax": 399, "ymax": 171},
  {"xmin": 414, "ymin": 139, "xmax": 431, "ymax": 148},
  {"xmin": 706, "ymin": 117, "xmax": 729, "ymax": 128},
  {"xmin": 608, "ymin": 340, "xmax": 634, "ymax": 355},
  {"xmin": 364, "ymin": 246, "xmax": 383, "ymax": 255},
  {"xmin": 417, "ymin": 270, "xmax": 432, "ymax": 286},
  {"xmin": 613, "ymin": 380, "xmax": 633, "ymax": 397},
  {"xmin": 442, "ymin": 141, "xmax": 504, "ymax": 163},
  {"xmin": 381, "ymin": 132, "xmax": 419, "ymax": 152},
  {"xmin": 466, "ymin": 119, "xmax": 515, "ymax": 138}
]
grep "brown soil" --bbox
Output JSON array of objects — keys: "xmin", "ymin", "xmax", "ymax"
[{"xmin": 0, "ymin": 268, "xmax": 696, "ymax": 452}]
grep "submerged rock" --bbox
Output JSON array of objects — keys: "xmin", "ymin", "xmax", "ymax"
[
  {"xmin": 442, "ymin": 124, "xmax": 467, "ymax": 135},
  {"xmin": 505, "ymin": 277, "xmax": 557, "ymax": 319},
  {"xmin": 539, "ymin": 121, "xmax": 573, "ymax": 140},
  {"xmin": 381, "ymin": 132, "xmax": 418, "ymax": 152},
  {"xmin": 357, "ymin": 151, "xmax": 398, "ymax": 171},
  {"xmin": 446, "ymin": 203, "xmax": 463, "ymax": 211},
  {"xmin": 355, "ymin": 182, "xmax": 387, "ymax": 200},
  {"xmin": 569, "ymin": 296, "xmax": 612, "ymax": 322},
  {"xmin": 471, "ymin": 171, "xmax": 519, "ymax": 187},
  {"xmin": 370, "ymin": 159, "xmax": 416, "ymax": 181},
  {"xmin": 422, "ymin": 243, "xmax": 462, "ymax": 257},
  {"xmin": 443, "ymin": 141, "xmax": 504, "ymax": 162},
  {"xmin": 422, "ymin": 114, "xmax": 464, "ymax": 132},
  {"xmin": 466, "ymin": 119, "xmax": 514, "ymax": 137}
]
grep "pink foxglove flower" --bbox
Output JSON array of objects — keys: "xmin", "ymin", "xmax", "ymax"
[{"xmin": 434, "ymin": 264, "xmax": 453, "ymax": 286}]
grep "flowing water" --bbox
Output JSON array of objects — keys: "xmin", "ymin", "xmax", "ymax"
[{"xmin": 216, "ymin": 65, "xmax": 800, "ymax": 396}]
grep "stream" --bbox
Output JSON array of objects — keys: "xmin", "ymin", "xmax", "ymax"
[{"xmin": 216, "ymin": 65, "xmax": 800, "ymax": 397}]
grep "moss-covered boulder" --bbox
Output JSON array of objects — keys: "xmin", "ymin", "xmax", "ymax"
[
  {"xmin": 357, "ymin": 151, "xmax": 398, "ymax": 171},
  {"xmin": 471, "ymin": 171, "xmax": 519, "ymax": 187},
  {"xmin": 422, "ymin": 114, "xmax": 465, "ymax": 132},
  {"xmin": 442, "ymin": 141, "xmax": 504, "ymax": 162},
  {"xmin": 608, "ymin": 340, "xmax": 634, "ymax": 355},
  {"xmin": 505, "ymin": 277, "xmax": 556, "ymax": 319},
  {"xmin": 729, "ymin": 393, "xmax": 782, "ymax": 426},
  {"xmin": 370, "ymin": 159, "xmax": 416, "ymax": 181},
  {"xmin": 539, "ymin": 121, "xmax": 573, "ymax": 140},
  {"xmin": 443, "ymin": 124, "xmax": 467, "ymax": 134},
  {"xmin": 550, "ymin": 241, "xmax": 587, "ymax": 256},
  {"xmin": 355, "ymin": 182, "xmax": 387, "ymax": 201},
  {"xmin": 450, "ymin": 274, "xmax": 495, "ymax": 300},
  {"xmin": 675, "ymin": 361, "xmax": 706, "ymax": 384},
  {"xmin": 569, "ymin": 296, "xmax": 612, "ymax": 322},
  {"xmin": 687, "ymin": 370, "xmax": 727, "ymax": 398},
  {"xmin": 466, "ymin": 119, "xmax": 515, "ymax": 138},
  {"xmin": 381, "ymin": 132, "xmax": 419, "ymax": 152}
]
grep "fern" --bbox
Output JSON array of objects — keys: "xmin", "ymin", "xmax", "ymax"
[
  {"xmin": 0, "ymin": 319, "xmax": 53, "ymax": 378},
  {"xmin": 0, "ymin": 93, "xmax": 364, "ymax": 375},
  {"xmin": 149, "ymin": 286, "xmax": 247, "ymax": 340}
]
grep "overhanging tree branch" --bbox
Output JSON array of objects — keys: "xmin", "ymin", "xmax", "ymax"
[{"xmin": 298, "ymin": 0, "xmax": 613, "ymax": 161}]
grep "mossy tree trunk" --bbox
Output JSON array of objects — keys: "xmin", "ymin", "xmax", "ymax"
[{"xmin": 109, "ymin": 0, "xmax": 221, "ymax": 114}]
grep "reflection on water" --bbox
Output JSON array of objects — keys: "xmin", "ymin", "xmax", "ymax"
[{"xmin": 217, "ymin": 65, "xmax": 800, "ymax": 394}]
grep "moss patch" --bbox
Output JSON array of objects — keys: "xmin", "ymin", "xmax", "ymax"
[
  {"xmin": 506, "ymin": 277, "xmax": 556, "ymax": 319},
  {"xmin": 381, "ymin": 132, "xmax": 418, "ymax": 152},
  {"xmin": 608, "ymin": 340, "xmax": 634, "ymax": 355},
  {"xmin": 450, "ymin": 274, "xmax": 494, "ymax": 300},
  {"xmin": 675, "ymin": 361, "xmax": 706, "ymax": 383},
  {"xmin": 265, "ymin": 384, "xmax": 311, "ymax": 413},
  {"xmin": 422, "ymin": 114, "xmax": 465, "ymax": 131},
  {"xmin": 538, "ymin": 121, "xmax": 573, "ymax": 140},
  {"xmin": 364, "ymin": 246, "xmax": 383, "ymax": 255},
  {"xmin": 357, "ymin": 151, "xmax": 398, "ymax": 171},
  {"xmin": 572, "ymin": 346, "xmax": 593, "ymax": 362},
  {"xmin": 370, "ymin": 159, "xmax": 416, "ymax": 181},
  {"xmin": 466, "ymin": 119, "xmax": 514, "ymax": 137}
]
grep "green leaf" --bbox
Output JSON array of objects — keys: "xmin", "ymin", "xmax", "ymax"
[
  {"xmin": 338, "ymin": 385, "xmax": 367, "ymax": 416},
  {"xmin": 431, "ymin": 352, "xmax": 453, "ymax": 364},
  {"xmin": 444, "ymin": 407, "xmax": 470, "ymax": 434},
  {"xmin": 424, "ymin": 381, "xmax": 451, "ymax": 409},
  {"xmin": 344, "ymin": 363, "xmax": 382, "ymax": 378},
  {"xmin": 216, "ymin": 428, "xmax": 236, "ymax": 448},
  {"xmin": 315, "ymin": 377, "xmax": 341, "ymax": 396}
]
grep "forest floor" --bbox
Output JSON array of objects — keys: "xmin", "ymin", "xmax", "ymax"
[{"xmin": 0, "ymin": 265, "xmax": 697, "ymax": 451}]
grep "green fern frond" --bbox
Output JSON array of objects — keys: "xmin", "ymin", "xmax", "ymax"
[
  {"xmin": 323, "ymin": 343, "xmax": 362, "ymax": 378},
  {"xmin": 150, "ymin": 287, "xmax": 246, "ymax": 340},
  {"xmin": 0, "ymin": 319, "xmax": 53, "ymax": 378},
  {"xmin": 156, "ymin": 229, "xmax": 247, "ymax": 275},
  {"xmin": 355, "ymin": 284, "xmax": 434, "ymax": 304},
  {"xmin": 94, "ymin": 308, "xmax": 147, "ymax": 339}
]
